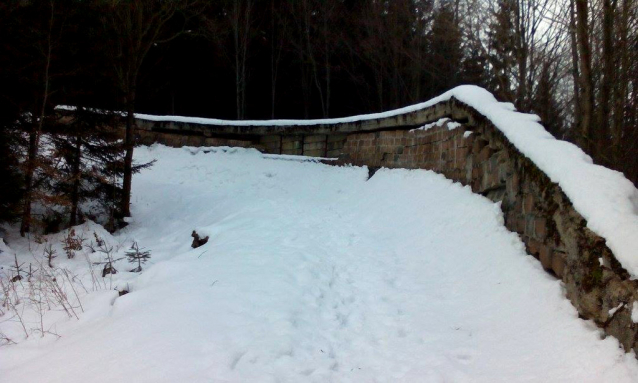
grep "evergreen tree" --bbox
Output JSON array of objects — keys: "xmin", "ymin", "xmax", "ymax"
[
  {"xmin": 532, "ymin": 62, "xmax": 565, "ymax": 139},
  {"xmin": 125, "ymin": 242, "xmax": 151, "ymax": 273},
  {"xmin": 487, "ymin": 0, "xmax": 517, "ymax": 103},
  {"xmin": 50, "ymin": 107, "xmax": 127, "ymax": 231},
  {"xmin": 0, "ymin": 107, "xmax": 25, "ymax": 224},
  {"xmin": 427, "ymin": 1, "xmax": 464, "ymax": 96},
  {"xmin": 460, "ymin": 42, "xmax": 490, "ymax": 89}
]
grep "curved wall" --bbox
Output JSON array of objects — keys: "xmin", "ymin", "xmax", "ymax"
[{"xmin": 134, "ymin": 95, "xmax": 638, "ymax": 353}]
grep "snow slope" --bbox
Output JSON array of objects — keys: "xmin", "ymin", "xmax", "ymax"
[{"xmin": 1, "ymin": 145, "xmax": 637, "ymax": 382}]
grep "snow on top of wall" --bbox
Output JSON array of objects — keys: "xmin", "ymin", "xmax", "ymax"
[
  {"xmin": 409, "ymin": 117, "xmax": 462, "ymax": 132},
  {"xmin": 55, "ymin": 90, "xmax": 518, "ymax": 127},
  {"xmin": 57, "ymin": 85, "xmax": 638, "ymax": 278},
  {"xmin": 446, "ymin": 86, "xmax": 638, "ymax": 279}
]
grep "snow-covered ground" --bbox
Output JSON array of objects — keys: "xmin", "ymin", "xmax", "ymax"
[{"xmin": 1, "ymin": 145, "xmax": 637, "ymax": 382}]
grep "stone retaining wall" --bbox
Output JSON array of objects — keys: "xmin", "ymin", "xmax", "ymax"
[
  {"xmin": 132, "ymin": 98, "xmax": 638, "ymax": 354},
  {"xmin": 338, "ymin": 101, "xmax": 638, "ymax": 354}
]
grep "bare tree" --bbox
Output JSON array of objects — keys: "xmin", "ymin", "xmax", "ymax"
[
  {"xmin": 229, "ymin": 0, "xmax": 254, "ymax": 119},
  {"xmin": 574, "ymin": 0, "xmax": 594, "ymax": 154},
  {"xmin": 269, "ymin": 0, "xmax": 288, "ymax": 118},
  {"xmin": 20, "ymin": 0, "xmax": 57, "ymax": 236},
  {"xmin": 101, "ymin": 0, "xmax": 197, "ymax": 219}
]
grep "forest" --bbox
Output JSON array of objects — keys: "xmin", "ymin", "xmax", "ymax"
[{"xmin": 0, "ymin": 0, "xmax": 636, "ymax": 235}]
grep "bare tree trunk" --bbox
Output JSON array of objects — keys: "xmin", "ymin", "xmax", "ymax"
[
  {"xmin": 121, "ymin": 90, "xmax": 136, "ymax": 218},
  {"xmin": 20, "ymin": 127, "xmax": 39, "ymax": 236},
  {"xmin": 293, "ymin": 0, "xmax": 312, "ymax": 118},
  {"xmin": 575, "ymin": 0, "xmax": 595, "ymax": 155},
  {"xmin": 375, "ymin": 69, "xmax": 384, "ymax": 111},
  {"xmin": 231, "ymin": 0, "xmax": 252, "ymax": 119},
  {"xmin": 69, "ymin": 134, "xmax": 82, "ymax": 226},
  {"xmin": 322, "ymin": 8, "xmax": 331, "ymax": 118},
  {"xmin": 391, "ymin": 7, "xmax": 400, "ymax": 109},
  {"xmin": 234, "ymin": 1, "xmax": 240, "ymax": 119},
  {"xmin": 270, "ymin": 0, "xmax": 277, "ymax": 118},
  {"xmin": 105, "ymin": 0, "xmax": 196, "ymax": 221},
  {"xmin": 613, "ymin": 0, "xmax": 630, "ymax": 164},
  {"xmin": 301, "ymin": 0, "xmax": 327, "ymax": 117},
  {"xmin": 20, "ymin": 1, "xmax": 54, "ymax": 236},
  {"xmin": 569, "ymin": 0, "xmax": 582, "ymax": 133},
  {"xmin": 514, "ymin": 0, "xmax": 528, "ymax": 109},
  {"xmin": 597, "ymin": 0, "xmax": 615, "ymax": 161}
]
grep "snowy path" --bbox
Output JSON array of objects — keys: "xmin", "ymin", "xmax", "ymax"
[{"xmin": 1, "ymin": 145, "xmax": 637, "ymax": 382}]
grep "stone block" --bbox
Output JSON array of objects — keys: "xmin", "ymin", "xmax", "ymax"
[
  {"xmin": 328, "ymin": 134, "xmax": 347, "ymax": 143},
  {"xmin": 525, "ymin": 215, "xmax": 537, "ymax": 237},
  {"xmin": 282, "ymin": 135, "xmax": 302, "ymax": 143},
  {"xmin": 263, "ymin": 142, "xmax": 280, "ymax": 154},
  {"xmin": 281, "ymin": 147, "xmax": 303, "ymax": 155},
  {"xmin": 534, "ymin": 217, "xmax": 547, "ymax": 240},
  {"xmin": 260, "ymin": 135, "xmax": 281, "ymax": 144},
  {"xmin": 478, "ymin": 145, "xmax": 494, "ymax": 162},
  {"xmin": 539, "ymin": 245, "xmax": 553, "ymax": 270},
  {"xmin": 327, "ymin": 141, "xmax": 344, "ymax": 150},
  {"xmin": 455, "ymin": 149, "xmax": 468, "ymax": 165},
  {"xmin": 516, "ymin": 217, "xmax": 526, "ymax": 234},
  {"xmin": 552, "ymin": 253, "xmax": 565, "ymax": 278},
  {"xmin": 523, "ymin": 194, "xmax": 534, "ymax": 214},
  {"xmin": 304, "ymin": 149, "xmax": 325, "ymax": 157},
  {"xmin": 282, "ymin": 140, "xmax": 302, "ymax": 150},
  {"xmin": 379, "ymin": 131, "xmax": 392, "ymax": 139},
  {"xmin": 527, "ymin": 238, "xmax": 541, "ymax": 256},
  {"xmin": 472, "ymin": 138, "xmax": 488, "ymax": 154},
  {"xmin": 304, "ymin": 134, "xmax": 326, "ymax": 144},
  {"xmin": 511, "ymin": 172, "xmax": 520, "ymax": 194},
  {"xmin": 326, "ymin": 149, "xmax": 342, "ymax": 158},
  {"xmin": 303, "ymin": 141, "xmax": 325, "ymax": 151},
  {"xmin": 462, "ymin": 132, "xmax": 475, "ymax": 147}
]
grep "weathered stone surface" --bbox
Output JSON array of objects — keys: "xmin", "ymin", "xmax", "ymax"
[
  {"xmin": 534, "ymin": 217, "xmax": 547, "ymax": 240},
  {"xmin": 552, "ymin": 252, "xmax": 566, "ymax": 278},
  {"xmin": 336, "ymin": 101, "xmax": 638, "ymax": 355},
  {"xmin": 304, "ymin": 134, "xmax": 327, "ymax": 144},
  {"xmin": 539, "ymin": 245, "xmax": 553, "ymax": 270},
  {"xmin": 303, "ymin": 141, "xmax": 325, "ymax": 151}
]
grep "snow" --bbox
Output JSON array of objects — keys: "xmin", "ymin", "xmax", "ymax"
[
  {"xmin": 59, "ymin": 85, "xmax": 638, "ymax": 278},
  {"xmin": 1, "ymin": 145, "xmax": 637, "ymax": 382},
  {"xmin": 409, "ymin": 117, "xmax": 461, "ymax": 132},
  {"xmin": 633, "ymin": 302, "xmax": 638, "ymax": 324},
  {"xmin": 609, "ymin": 303, "xmax": 625, "ymax": 317}
]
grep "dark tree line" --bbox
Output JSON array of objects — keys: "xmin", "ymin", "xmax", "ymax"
[{"xmin": 1, "ymin": 0, "xmax": 637, "ymax": 236}]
